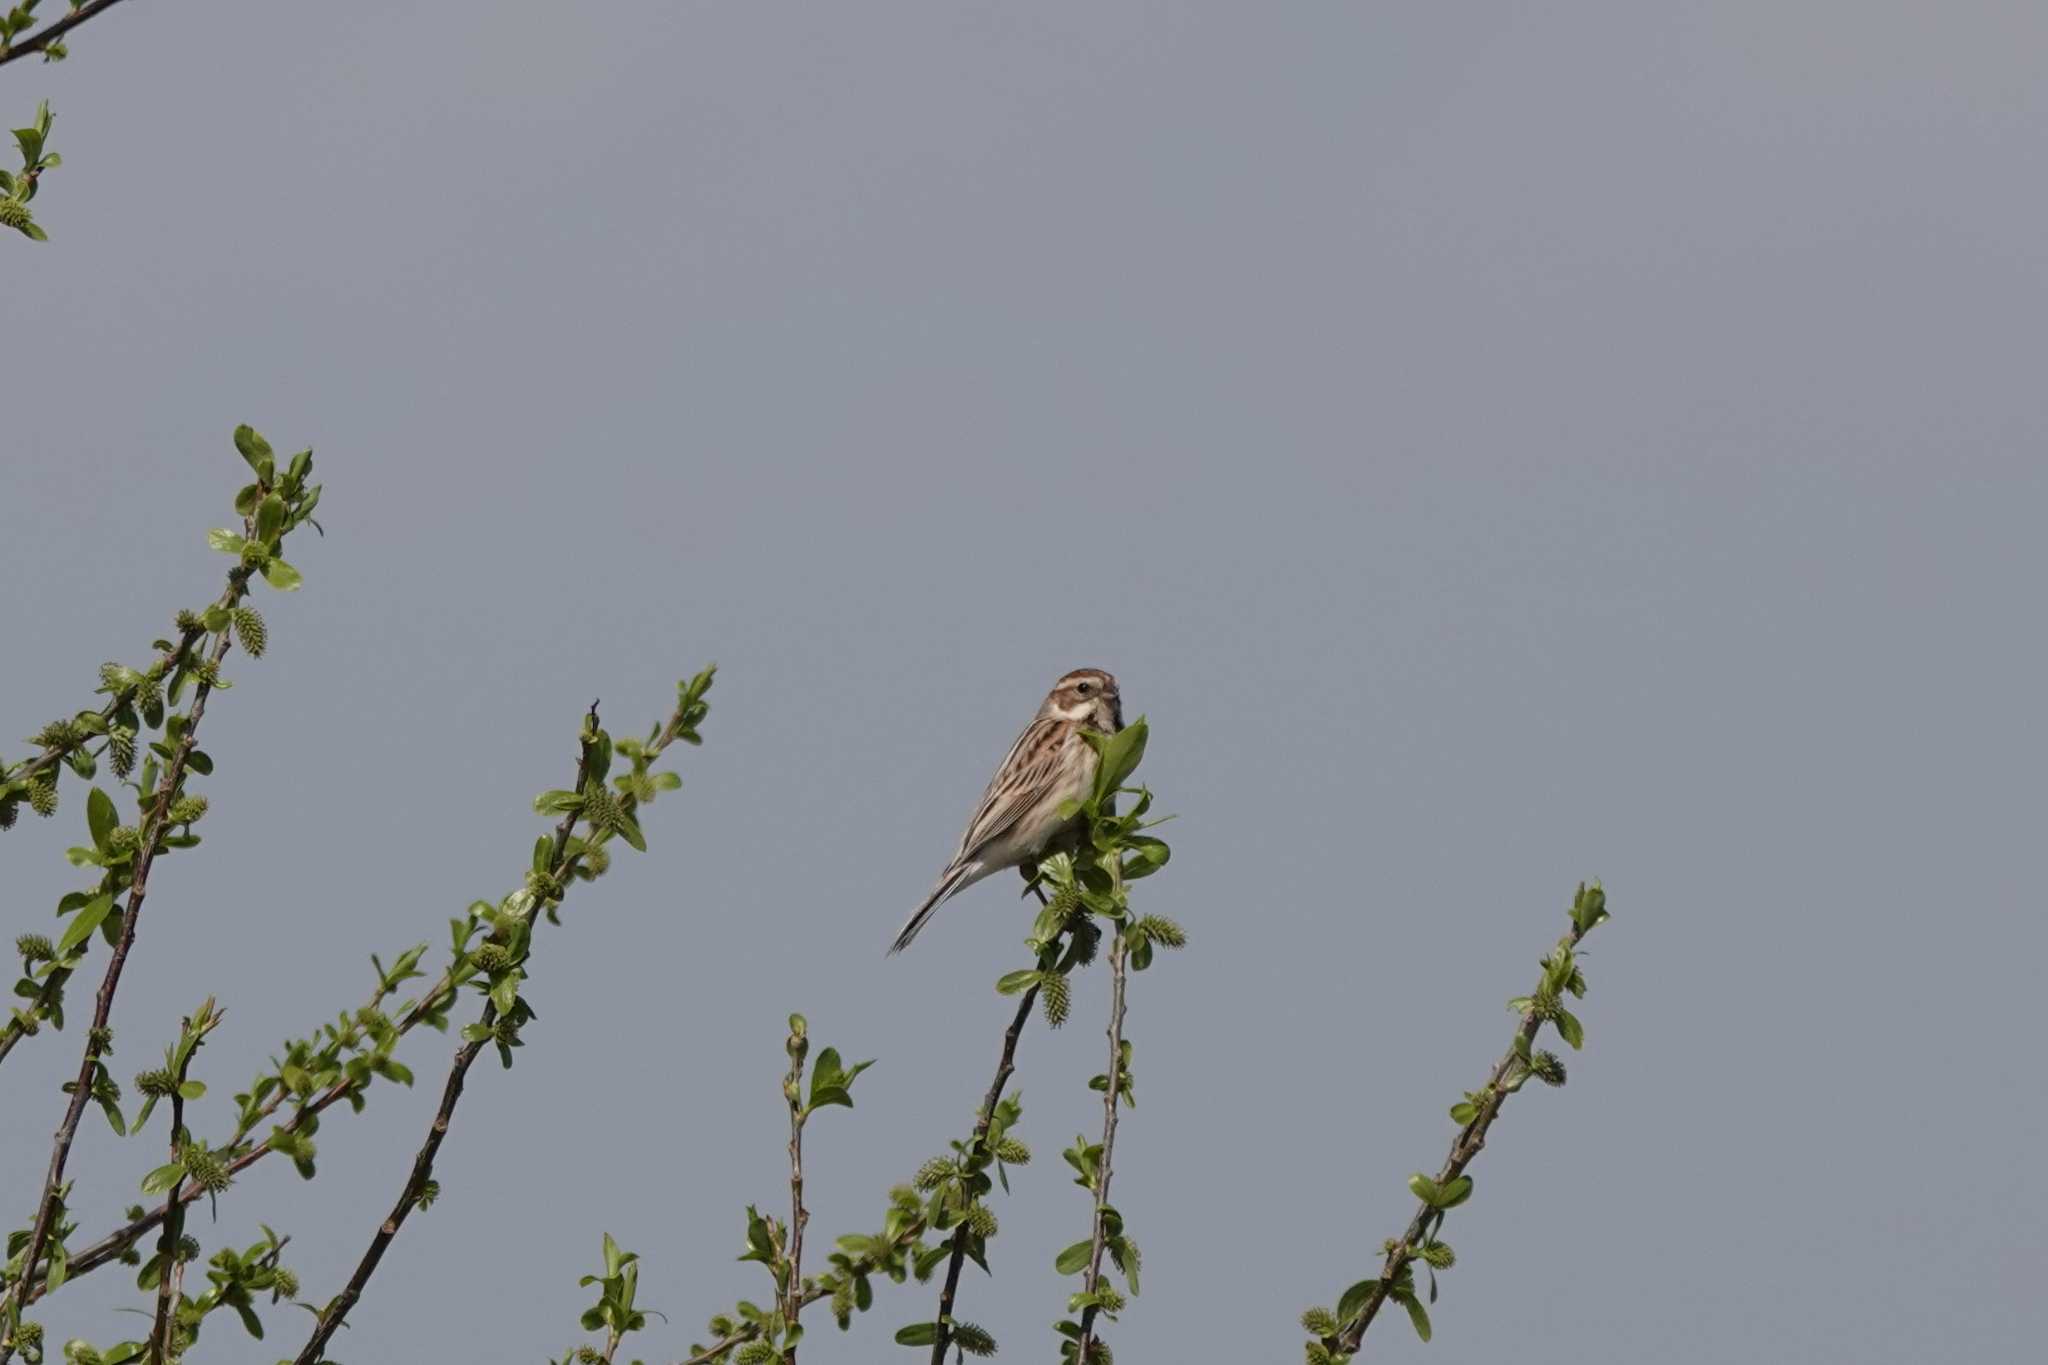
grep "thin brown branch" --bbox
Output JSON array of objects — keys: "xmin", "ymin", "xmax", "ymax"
[
  {"xmin": 1, "ymin": 599, "xmax": 243, "ymax": 1363},
  {"xmin": 291, "ymin": 1028, "xmax": 488, "ymax": 1365},
  {"xmin": 1074, "ymin": 929, "xmax": 1130, "ymax": 1362},
  {"xmin": 293, "ymin": 694, "xmax": 703, "ymax": 1364},
  {"xmin": 0, "ymin": 0, "xmax": 134, "ymax": 69},
  {"xmin": 148, "ymin": 1001, "xmax": 216, "ymax": 1365},
  {"xmin": 783, "ymin": 1039, "xmax": 807, "ymax": 1365},
  {"xmin": 1331, "ymin": 913, "xmax": 1601, "ymax": 1354},
  {"xmin": 926, "ymin": 974, "xmax": 1047, "ymax": 1365}
]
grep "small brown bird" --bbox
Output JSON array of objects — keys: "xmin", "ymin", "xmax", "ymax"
[{"xmin": 890, "ymin": 669, "xmax": 1124, "ymax": 953}]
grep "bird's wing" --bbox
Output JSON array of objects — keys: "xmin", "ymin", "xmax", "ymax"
[{"xmin": 947, "ymin": 714, "xmax": 1073, "ymax": 869}]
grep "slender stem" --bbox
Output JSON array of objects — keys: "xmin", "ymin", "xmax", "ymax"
[
  {"xmin": 1331, "ymin": 917, "xmax": 1598, "ymax": 1353},
  {"xmin": 1, "ymin": 606, "xmax": 242, "ymax": 1362},
  {"xmin": 783, "ymin": 1049, "xmax": 806, "ymax": 1364},
  {"xmin": 926, "ymin": 973, "xmax": 1049, "ymax": 1365},
  {"xmin": 0, "ymin": 0, "xmax": 133, "ymax": 69},
  {"xmin": 1074, "ymin": 929, "xmax": 1130, "ymax": 1362},
  {"xmin": 147, "ymin": 1008, "xmax": 211, "ymax": 1365},
  {"xmin": 1, "ymin": 618, "xmax": 214, "ymax": 1072},
  {"xmin": 293, "ymin": 698, "xmax": 698, "ymax": 1363},
  {"xmin": 292, "ymin": 1028, "xmax": 489, "ymax": 1365}
]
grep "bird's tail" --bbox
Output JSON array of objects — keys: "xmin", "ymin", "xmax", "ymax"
[{"xmin": 889, "ymin": 862, "xmax": 979, "ymax": 954}]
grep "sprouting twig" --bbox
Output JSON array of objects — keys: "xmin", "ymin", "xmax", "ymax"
[
  {"xmin": 148, "ymin": 1001, "xmax": 218, "ymax": 1365},
  {"xmin": 2, "ymin": 605, "xmax": 245, "ymax": 1361},
  {"xmin": 1326, "ymin": 888, "xmax": 1610, "ymax": 1355},
  {"xmin": 292, "ymin": 689, "xmax": 706, "ymax": 1363},
  {"xmin": 783, "ymin": 1029, "xmax": 808, "ymax": 1364},
  {"xmin": 16, "ymin": 965, "xmax": 434, "ymax": 1307},
  {"xmin": 0, "ymin": 0, "xmax": 134, "ymax": 69},
  {"xmin": 1073, "ymin": 929, "xmax": 1130, "ymax": 1362},
  {"xmin": 926, "ymin": 955, "xmax": 1058, "ymax": 1365}
]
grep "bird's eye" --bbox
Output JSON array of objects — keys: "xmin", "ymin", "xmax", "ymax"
[{"xmin": 1076, "ymin": 682, "xmax": 1091, "ymax": 694}]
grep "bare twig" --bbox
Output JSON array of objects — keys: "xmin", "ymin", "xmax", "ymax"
[
  {"xmin": 1073, "ymin": 929, "xmax": 1130, "ymax": 1362},
  {"xmin": 291, "ymin": 1025, "xmax": 489, "ymax": 1365},
  {"xmin": 1, "ymin": 602, "xmax": 244, "ymax": 1363},
  {"xmin": 0, "ymin": 0, "xmax": 135, "ymax": 70}
]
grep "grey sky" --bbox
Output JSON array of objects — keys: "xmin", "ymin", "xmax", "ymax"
[{"xmin": 6, "ymin": 2, "xmax": 2046, "ymax": 1360}]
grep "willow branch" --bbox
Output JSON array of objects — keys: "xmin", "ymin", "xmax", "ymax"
[
  {"xmin": 926, "ymin": 974, "xmax": 1047, "ymax": 1365},
  {"xmin": 783, "ymin": 1046, "xmax": 807, "ymax": 1364},
  {"xmin": 2, "ymin": 603, "xmax": 222, "ymax": 1068},
  {"xmin": 16, "ymin": 963, "xmax": 436, "ymax": 1306},
  {"xmin": 1073, "ymin": 929, "xmax": 1130, "ymax": 1362},
  {"xmin": 147, "ymin": 1003, "xmax": 215, "ymax": 1365},
  {"xmin": 1332, "ymin": 909, "xmax": 1603, "ymax": 1354},
  {"xmin": 0, "ymin": 0, "xmax": 134, "ymax": 70},
  {"xmin": 1, "ymin": 597, "xmax": 243, "ymax": 1363},
  {"xmin": 293, "ymin": 692, "xmax": 703, "ymax": 1363}
]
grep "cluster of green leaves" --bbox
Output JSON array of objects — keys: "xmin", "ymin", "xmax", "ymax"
[
  {"xmin": 887, "ymin": 1087, "xmax": 1033, "ymax": 1358},
  {"xmin": 681, "ymin": 1179, "xmax": 933, "ymax": 1365},
  {"xmin": 1, "ymin": 429, "xmax": 315, "ymax": 1065},
  {"xmin": 1301, "ymin": 883, "xmax": 1613, "ymax": 1363},
  {"xmin": 459, "ymin": 673, "xmax": 712, "ymax": 1080},
  {"xmin": 28, "ymin": 1225, "xmax": 300, "ymax": 1365},
  {"xmin": 4, "ymin": 995, "xmax": 311, "ymax": 1365},
  {"xmin": 0, "ymin": 99, "xmax": 53, "ymax": 239},
  {"xmin": 549, "ymin": 1234, "xmax": 656, "ymax": 1365}
]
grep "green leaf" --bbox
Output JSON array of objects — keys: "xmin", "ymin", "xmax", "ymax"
[
  {"xmin": 86, "ymin": 786, "xmax": 116, "ymax": 852},
  {"xmin": 1449, "ymin": 1100, "xmax": 1478, "ymax": 1124},
  {"xmin": 140, "ymin": 1162, "xmax": 183, "ymax": 1195},
  {"xmin": 603, "ymin": 1231, "xmax": 625, "ymax": 1277},
  {"xmin": 1086, "ymin": 718, "xmax": 1150, "ymax": 803},
  {"xmin": 262, "ymin": 558, "xmax": 303, "ymax": 591},
  {"xmin": 1555, "ymin": 1007, "xmax": 1585, "ymax": 1050},
  {"xmin": 894, "ymin": 1323, "xmax": 940, "ymax": 1347},
  {"xmin": 1408, "ymin": 1173, "xmax": 1441, "ymax": 1205},
  {"xmin": 1438, "ymin": 1175, "xmax": 1473, "ymax": 1208},
  {"xmin": 1400, "ymin": 1291, "xmax": 1432, "ymax": 1342},
  {"xmin": 1054, "ymin": 1240, "xmax": 1093, "ymax": 1275},
  {"xmin": 58, "ymin": 893, "xmax": 115, "ymax": 957},
  {"xmin": 994, "ymin": 969, "xmax": 1039, "ymax": 996},
  {"xmin": 614, "ymin": 812, "xmax": 646, "ymax": 852},
  {"xmin": 233, "ymin": 425, "xmax": 276, "ymax": 480},
  {"xmin": 207, "ymin": 528, "xmax": 248, "ymax": 555},
  {"xmin": 1336, "ymin": 1278, "xmax": 1379, "ymax": 1324},
  {"xmin": 255, "ymin": 493, "xmax": 286, "ymax": 544},
  {"xmin": 178, "ymin": 1080, "xmax": 206, "ymax": 1101}
]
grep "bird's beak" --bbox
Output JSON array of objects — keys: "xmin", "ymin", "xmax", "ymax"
[{"xmin": 1109, "ymin": 696, "xmax": 1125, "ymax": 732}]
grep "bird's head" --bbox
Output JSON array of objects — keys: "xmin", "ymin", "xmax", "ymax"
[{"xmin": 1043, "ymin": 668, "xmax": 1122, "ymax": 733}]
